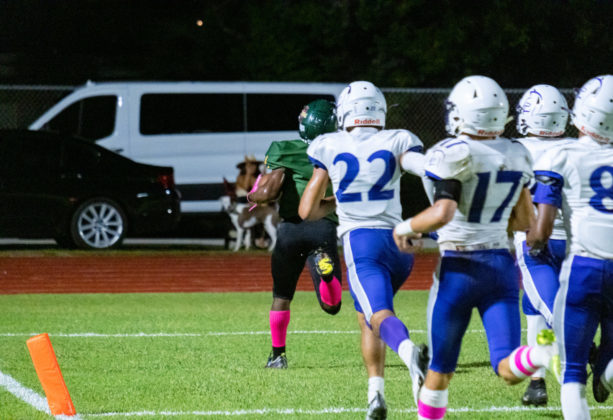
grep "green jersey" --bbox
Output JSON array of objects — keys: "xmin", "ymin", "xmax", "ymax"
[{"xmin": 264, "ymin": 139, "xmax": 337, "ymax": 223}]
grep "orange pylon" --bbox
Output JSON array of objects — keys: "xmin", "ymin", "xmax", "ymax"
[{"xmin": 26, "ymin": 333, "xmax": 77, "ymax": 416}]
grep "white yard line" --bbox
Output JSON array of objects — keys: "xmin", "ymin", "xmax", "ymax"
[
  {"xmin": 3, "ymin": 366, "xmax": 612, "ymax": 418},
  {"xmin": 0, "ymin": 329, "xmax": 499, "ymax": 338},
  {"xmin": 83, "ymin": 405, "xmax": 613, "ymax": 417}
]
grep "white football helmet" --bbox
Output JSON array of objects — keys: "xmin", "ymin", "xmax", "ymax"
[
  {"xmin": 445, "ymin": 75, "xmax": 509, "ymax": 137},
  {"xmin": 515, "ymin": 85, "xmax": 569, "ymax": 137},
  {"xmin": 336, "ymin": 81, "xmax": 387, "ymax": 129},
  {"xmin": 572, "ymin": 75, "xmax": 613, "ymax": 143}
]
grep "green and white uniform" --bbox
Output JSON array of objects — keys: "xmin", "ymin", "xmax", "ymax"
[
  {"xmin": 265, "ymin": 139, "xmax": 337, "ymax": 223},
  {"xmin": 264, "ymin": 139, "xmax": 342, "ymax": 308}
]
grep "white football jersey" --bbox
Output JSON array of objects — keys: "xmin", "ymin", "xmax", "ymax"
[
  {"xmin": 534, "ymin": 136, "xmax": 613, "ymax": 260},
  {"xmin": 514, "ymin": 137, "xmax": 576, "ymax": 242},
  {"xmin": 424, "ymin": 135, "xmax": 533, "ymax": 247},
  {"xmin": 307, "ymin": 127, "xmax": 423, "ymax": 237}
]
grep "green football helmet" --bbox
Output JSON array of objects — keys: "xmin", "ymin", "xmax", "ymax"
[{"xmin": 298, "ymin": 99, "xmax": 338, "ymax": 142}]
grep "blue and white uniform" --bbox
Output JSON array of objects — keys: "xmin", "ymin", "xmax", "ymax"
[
  {"xmin": 533, "ymin": 136, "xmax": 613, "ymax": 385},
  {"xmin": 307, "ymin": 127, "xmax": 423, "ymax": 322},
  {"xmin": 513, "ymin": 137, "xmax": 575, "ymax": 324},
  {"xmin": 424, "ymin": 135, "xmax": 533, "ymax": 374}
]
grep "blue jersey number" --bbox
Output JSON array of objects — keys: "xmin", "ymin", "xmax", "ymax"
[
  {"xmin": 589, "ymin": 166, "xmax": 613, "ymax": 214},
  {"xmin": 334, "ymin": 150, "xmax": 396, "ymax": 203},
  {"xmin": 468, "ymin": 170, "xmax": 523, "ymax": 223}
]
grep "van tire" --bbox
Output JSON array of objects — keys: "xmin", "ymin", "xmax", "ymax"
[{"xmin": 70, "ymin": 198, "xmax": 127, "ymax": 249}]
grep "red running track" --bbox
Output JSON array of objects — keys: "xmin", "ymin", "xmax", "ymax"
[{"xmin": 0, "ymin": 253, "xmax": 438, "ymax": 294}]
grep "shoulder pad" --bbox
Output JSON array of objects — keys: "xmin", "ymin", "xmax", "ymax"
[
  {"xmin": 424, "ymin": 139, "xmax": 472, "ymax": 181},
  {"xmin": 534, "ymin": 145, "xmax": 568, "ymax": 174}
]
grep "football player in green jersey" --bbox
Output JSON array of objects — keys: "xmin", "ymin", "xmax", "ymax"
[{"xmin": 247, "ymin": 99, "xmax": 343, "ymax": 369}]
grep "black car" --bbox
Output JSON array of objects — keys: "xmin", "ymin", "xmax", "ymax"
[{"xmin": 0, "ymin": 129, "xmax": 181, "ymax": 249}]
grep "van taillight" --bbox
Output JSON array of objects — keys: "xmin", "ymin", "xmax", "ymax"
[{"xmin": 157, "ymin": 173, "xmax": 175, "ymax": 189}]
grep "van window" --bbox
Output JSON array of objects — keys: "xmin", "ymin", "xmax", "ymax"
[
  {"xmin": 140, "ymin": 93, "xmax": 244, "ymax": 135},
  {"xmin": 43, "ymin": 96, "xmax": 116, "ymax": 141},
  {"xmin": 246, "ymin": 94, "xmax": 336, "ymax": 131}
]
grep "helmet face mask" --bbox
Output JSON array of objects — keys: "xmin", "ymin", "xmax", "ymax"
[
  {"xmin": 337, "ymin": 81, "xmax": 387, "ymax": 130},
  {"xmin": 572, "ymin": 75, "xmax": 613, "ymax": 144},
  {"xmin": 516, "ymin": 84, "xmax": 569, "ymax": 137},
  {"xmin": 445, "ymin": 75, "xmax": 509, "ymax": 137},
  {"xmin": 298, "ymin": 99, "xmax": 338, "ymax": 142}
]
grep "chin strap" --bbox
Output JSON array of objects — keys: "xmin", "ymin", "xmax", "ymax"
[{"xmin": 246, "ymin": 174, "xmax": 262, "ymax": 212}]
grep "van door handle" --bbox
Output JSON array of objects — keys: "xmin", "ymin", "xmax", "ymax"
[{"xmin": 112, "ymin": 148, "xmax": 124, "ymax": 154}]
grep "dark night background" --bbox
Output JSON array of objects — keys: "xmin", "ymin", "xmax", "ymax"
[{"xmin": 1, "ymin": 0, "xmax": 612, "ymax": 88}]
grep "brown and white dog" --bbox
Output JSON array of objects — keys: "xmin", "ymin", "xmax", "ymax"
[{"xmin": 220, "ymin": 179, "xmax": 279, "ymax": 251}]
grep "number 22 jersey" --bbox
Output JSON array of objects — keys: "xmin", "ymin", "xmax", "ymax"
[
  {"xmin": 424, "ymin": 135, "xmax": 533, "ymax": 247},
  {"xmin": 533, "ymin": 135, "xmax": 613, "ymax": 260},
  {"xmin": 307, "ymin": 127, "xmax": 423, "ymax": 237}
]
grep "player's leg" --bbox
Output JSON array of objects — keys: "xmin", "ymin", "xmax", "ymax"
[
  {"xmin": 349, "ymin": 277, "xmax": 389, "ymax": 419},
  {"xmin": 522, "ymin": 296, "xmax": 549, "ymax": 404},
  {"xmin": 589, "ymin": 259, "xmax": 613, "ymax": 403},
  {"xmin": 357, "ymin": 312, "xmax": 388, "ymax": 420},
  {"xmin": 303, "ymin": 219, "xmax": 343, "ymax": 314},
  {"xmin": 555, "ymin": 255, "xmax": 602, "ymax": 420},
  {"xmin": 266, "ymin": 222, "xmax": 309, "ymax": 368},
  {"xmin": 343, "ymin": 229, "xmax": 426, "ymax": 410},
  {"xmin": 418, "ymin": 251, "xmax": 476, "ymax": 420},
  {"xmin": 474, "ymin": 249, "xmax": 557, "ymax": 386},
  {"xmin": 591, "ymin": 314, "xmax": 613, "ymax": 403},
  {"xmin": 516, "ymin": 239, "xmax": 565, "ymax": 403}
]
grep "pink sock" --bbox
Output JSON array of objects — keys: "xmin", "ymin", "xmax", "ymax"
[
  {"xmin": 319, "ymin": 276, "xmax": 342, "ymax": 306},
  {"xmin": 269, "ymin": 310, "xmax": 290, "ymax": 348},
  {"xmin": 418, "ymin": 387, "xmax": 448, "ymax": 419},
  {"xmin": 418, "ymin": 401, "xmax": 447, "ymax": 420},
  {"xmin": 509, "ymin": 346, "xmax": 538, "ymax": 379}
]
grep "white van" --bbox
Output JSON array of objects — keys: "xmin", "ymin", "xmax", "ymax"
[{"xmin": 30, "ymin": 81, "xmax": 345, "ymax": 214}]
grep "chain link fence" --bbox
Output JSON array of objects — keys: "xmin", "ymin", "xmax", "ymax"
[
  {"xmin": 0, "ymin": 84, "xmax": 578, "ymax": 148},
  {"xmin": 0, "ymin": 85, "xmax": 75, "ymax": 129}
]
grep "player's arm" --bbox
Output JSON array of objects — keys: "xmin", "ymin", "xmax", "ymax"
[
  {"xmin": 247, "ymin": 168, "xmax": 285, "ymax": 204},
  {"xmin": 526, "ymin": 203, "xmax": 557, "ymax": 249},
  {"xmin": 298, "ymin": 167, "xmax": 336, "ymax": 221},
  {"xmin": 525, "ymin": 170, "xmax": 564, "ymax": 250},
  {"xmin": 393, "ymin": 178, "xmax": 459, "ymax": 250},
  {"xmin": 507, "ymin": 187, "xmax": 535, "ymax": 232},
  {"xmin": 399, "ymin": 145, "xmax": 425, "ymax": 176}
]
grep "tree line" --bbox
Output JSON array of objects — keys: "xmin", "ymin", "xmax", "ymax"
[{"xmin": 1, "ymin": 0, "xmax": 611, "ymax": 88}]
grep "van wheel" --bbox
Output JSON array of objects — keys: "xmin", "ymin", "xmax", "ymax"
[{"xmin": 69, "ymin": 198, "xmax": 127, "ymax": 249}]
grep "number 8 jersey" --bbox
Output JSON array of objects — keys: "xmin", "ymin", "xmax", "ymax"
[
  {"xmin": 307, "ymin": 127, "xmax": 423, "ymax": 237},
  {"xmin": 533, "ymin": 136, "xmax": 613, "ymax": 260},
  {"xmin": 424, "ymin": 135, "xmax": 533, "ymax": 247}
]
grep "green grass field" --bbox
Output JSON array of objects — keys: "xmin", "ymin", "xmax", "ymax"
[{"xmin": 1, "ymin": 290, "xmax": 611, "ymax": 419}]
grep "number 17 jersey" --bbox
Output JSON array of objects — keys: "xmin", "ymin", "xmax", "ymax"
[
  {"xmin": 424, "ymin": 135, "xmax": 533, "ymax": 247},
  {"xmin": 307, "ymin": 127, "xmax": 423, "ymax": 237}
]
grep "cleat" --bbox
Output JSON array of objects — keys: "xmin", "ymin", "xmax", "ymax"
[
  {"xmin": 536, "ymin": 329, "xmax": 556, "ymax": 346},
  {"xmin": 365, "ymin": 391, "xmax": 387, "ymax": 420},
  {"xmin": 589, "ymin": 343, "xmax": 610, "ymax": 403},
  {"xmin": 313, "ymin": 249, "xmax": 334, "ymax": 283},
  {"xmin": 409, "ymin": 343, "xmax": 429, "ymax": 406},
  {"xmin": 522, "ymin": 378, "xmax": 548, "ymax": 406},
  {"xmin": 265, "ymin": 352, "xmax": 288, "ymax": 369}
]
